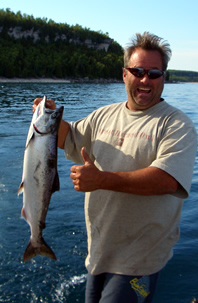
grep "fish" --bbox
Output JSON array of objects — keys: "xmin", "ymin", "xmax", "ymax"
[{"xmin": 18, "ymin": 96, "xmax": 64, "ymax": 262}]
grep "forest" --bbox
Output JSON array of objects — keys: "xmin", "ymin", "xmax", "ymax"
[
  {"xmin": 0, "ymin": 9, "xmax": 198, "ymax": 82},
  {"xmin": 166, "ymin": 70, "xmax": 198, "ymax": 83},
  {"xmin": 0, "ymin": 9, "xmax": 123, "ymax": 80}
]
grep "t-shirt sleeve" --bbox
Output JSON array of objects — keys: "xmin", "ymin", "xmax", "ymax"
[
  {"xmin": 150, "ymin": 115, "xmax": 197, "ymax": 198},
  {"xmin": 64, "ymin": 112, "xmax": 96, "ymax": 164}
]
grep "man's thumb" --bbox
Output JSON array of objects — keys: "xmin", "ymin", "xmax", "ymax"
[{"xmin": 81, "ymin": 147, "xmax": 92, "ymax": 164}]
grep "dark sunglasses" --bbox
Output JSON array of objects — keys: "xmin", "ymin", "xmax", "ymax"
[{"xmin": 125, "ymin": 67, "xmax": 165, "ymax": 79}]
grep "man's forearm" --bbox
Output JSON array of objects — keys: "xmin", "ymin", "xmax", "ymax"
[
  {"xmin": 99, "ymin": 167, "xmax": 179, "ymax": 196},
  {"xmin": 58, "ymin": 120, "xmax": 70, "ymax": 149}
]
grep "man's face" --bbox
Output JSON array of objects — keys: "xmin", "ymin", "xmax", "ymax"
[{"xmin": 123, "ymin": 48, "xmax": 165, "ymax": 111}]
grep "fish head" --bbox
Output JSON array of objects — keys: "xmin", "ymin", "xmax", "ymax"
[
  {"xmin": 45, "ymin": 106, "xmax": 64, "ymax": 133},
  {"xmin": 33, "ymin": 97, "xmax": 64, "ymax": 134},
  {"xmin": 32, "ymin": 96, "xmax": 46, "ymax": 123}
]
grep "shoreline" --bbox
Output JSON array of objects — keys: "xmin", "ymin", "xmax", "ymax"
[
  {"xmin": 0, "ymin": 77, "xmax": 71, "ymax": 83},
  {"xmin": 1, "ymin": 77, "xmax": 197, "ymax": 84},
  {"xmin": 0, "ymin": 77, "xmax": 123, "ymax": 84}
]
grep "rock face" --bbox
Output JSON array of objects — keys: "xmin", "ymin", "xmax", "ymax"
[
  {"xmin": 2, "ymin": 26, "xmax": 112, "ymax": 51},
  {"xmin": 7, "ymin": 26, "xmax": 40, "ymax": 42}
]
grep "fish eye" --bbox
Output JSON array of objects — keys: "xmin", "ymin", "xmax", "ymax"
[{"xmin": 51, "ymin": 112, "xmax": 57, "ymax": 119}]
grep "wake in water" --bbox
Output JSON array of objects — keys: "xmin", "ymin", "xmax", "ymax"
[
  {"xmin": 25, "ymin": 257, "xmax": 87, "ymax": 303},
  {"xmin": 54, "ymin": 274, "xmax": 87, "ymax": 302}
]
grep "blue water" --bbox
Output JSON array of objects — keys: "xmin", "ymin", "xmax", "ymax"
[{"xmin": 0, "ymin": 82, "xmax": 197, "ymax": 303}]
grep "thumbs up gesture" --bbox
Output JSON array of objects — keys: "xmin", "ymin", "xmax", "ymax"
[{"xmin": 70, "ymin": 147, "xmax": 103, "ymax": 192}]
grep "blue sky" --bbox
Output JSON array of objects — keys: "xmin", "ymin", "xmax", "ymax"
[{"xmin": 1, "ymin": 0, "xmax": 198, "ymax": 72}]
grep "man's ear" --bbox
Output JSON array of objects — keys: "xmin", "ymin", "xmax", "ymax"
[{"xmin": 122, "ymin": 68, "xmax": 127, "ymax": 83}]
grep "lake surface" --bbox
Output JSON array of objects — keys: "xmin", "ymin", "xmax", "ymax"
[{"xmin": 0, "ymin": 82, "xmax": 197, "ymax": 303}]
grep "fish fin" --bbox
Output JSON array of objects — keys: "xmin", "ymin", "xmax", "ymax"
[
  {"xmin": 52, "ymin": 172, "xmax": 60, "ymax": 193},
  {"xmin": 17, "ymin": 181, "xmax": 24, "ymax": 195},
  {"xmin": 25, "ymin": 131, "xmax": 35, "ymax": 149},
  {"xmin": 39, "ymin": 237, "xmax": 57, "ymax": 260},
  {"xmin": 39, "ymin": 221, "xmax": 46, "ymax": 230},
  {"xmin": 21, "ymin": 207, "xmax": 28, "ymax": 221},
  {"xmin": 23, "ymin": 237, "xmax": 57, "ymax": 262}
]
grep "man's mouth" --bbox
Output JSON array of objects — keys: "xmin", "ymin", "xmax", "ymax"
[{"xmin": 137, "ymin": 87, "xmax": 151, "ymax": 94}]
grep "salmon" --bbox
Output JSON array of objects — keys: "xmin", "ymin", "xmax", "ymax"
[{"xmin": 18, "ymin": 96, "xmax": 63, "ymax": 262}]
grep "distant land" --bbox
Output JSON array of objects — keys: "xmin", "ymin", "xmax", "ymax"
[{"xmin": 1, "ymin": 9, "xmax": 198, "ymax": 82}]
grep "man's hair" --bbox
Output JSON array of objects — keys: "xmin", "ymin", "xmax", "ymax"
[{"xmin": 124, "ymin": 32, "xmax": 172, "ymax": 71}]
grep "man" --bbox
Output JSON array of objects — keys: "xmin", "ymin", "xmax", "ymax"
[{"xmin": 34, "ymin": 32, "xmax": 197, "ymax": 303}]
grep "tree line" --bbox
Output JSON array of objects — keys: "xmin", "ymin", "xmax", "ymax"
[
  {"xmin": 1, "ymin": 9, "xmax": 198, "ymax": 82},
  {"xmin": 166, "ymin": 70, "xmax": 198, "ymax": 83},
  {"xmin": 0, "ymin": 9, "xmax": 123, "ymax": 80}
]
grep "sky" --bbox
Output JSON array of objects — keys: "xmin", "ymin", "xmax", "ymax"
[{"xmin": 1, "ymin": 0, "xmax": 198, "ymax": 72}]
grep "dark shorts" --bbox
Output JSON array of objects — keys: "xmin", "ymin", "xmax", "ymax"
[{"xmin": 85, "ymin": 272, "xmax": 159, "ymax": 303}]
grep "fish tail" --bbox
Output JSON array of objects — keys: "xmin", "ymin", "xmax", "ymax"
[{"xmin": 23, "ymin": 237, "xmax": 57, "ymax": 262}]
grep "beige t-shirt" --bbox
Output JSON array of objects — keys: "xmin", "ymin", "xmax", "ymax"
[{"xmin": 64, "ymin": 100, "xmax": 197, "ymax": 275}]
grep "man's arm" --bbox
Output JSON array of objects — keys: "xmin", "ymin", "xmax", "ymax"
[
  {"xmin": 70, "ymin": 147, "xmax": 179, "ymax": 195},
  {"xmin": 57, "ymin": 119, "xmax": 70, "ymax": 149},
  {"xmin": 99, "ymin": 167, "xmax": 178, "ymax": 195}
]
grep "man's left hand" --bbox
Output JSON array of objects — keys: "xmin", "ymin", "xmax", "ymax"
[{"xmin": 70, "ymin": 147, "xmax": 103, "ymax": 192}]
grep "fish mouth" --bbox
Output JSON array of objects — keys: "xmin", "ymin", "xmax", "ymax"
[
  {"xmin": 58, "ymin": 106, "xmax": 64, "ymax": 114},
  {"xmin": 56, "ymin": 106, "xmax": 64, "ymax": 121}
]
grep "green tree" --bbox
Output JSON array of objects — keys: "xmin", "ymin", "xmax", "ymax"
[{"xmin": 0, "ymin": 8, "xmax": 124, "ymax": 80}]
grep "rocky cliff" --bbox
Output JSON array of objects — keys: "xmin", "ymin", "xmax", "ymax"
[{"xmin": 0, "ymin": 25, "xmax": 113, "ymax": 52}]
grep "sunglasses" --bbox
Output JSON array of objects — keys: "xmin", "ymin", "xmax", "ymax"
[{"xmin": 125, "ymin": 67, "xmax": 165, "ymax": 79}]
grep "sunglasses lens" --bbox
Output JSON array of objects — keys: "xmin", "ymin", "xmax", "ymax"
[
  {"xmin": 126, "ymin": 67, "xmax": 164, "ymax": 79},
  {"xmin": 148, "ymin": 70, "xmax": 163, "ymax": 79},
  {"xmin": 131, "ymin": 68, "xmax": 144, "ymax": 77}
]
